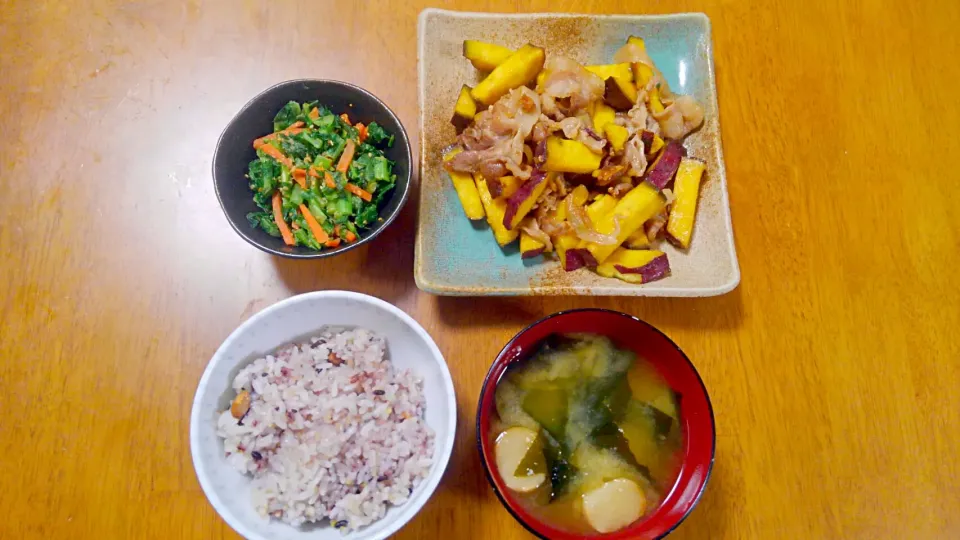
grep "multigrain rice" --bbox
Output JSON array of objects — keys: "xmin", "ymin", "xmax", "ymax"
[{"xmin": 216, "ymin": 328, "xmax": 434, "ymax": 531}]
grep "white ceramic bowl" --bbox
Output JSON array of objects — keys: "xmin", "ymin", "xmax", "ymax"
[{"xmin": 190, "ymin": 291, "xmax": 457, "ymax": 540}]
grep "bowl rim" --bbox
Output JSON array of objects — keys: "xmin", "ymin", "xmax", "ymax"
[
  {"xmin": 189, "ymin": 290, "xmax": 457, "ymax": 540},
  {"xmin": 212, "ymin": 78, "xmax": 413, "ymax": 259},
  {"xmin": 475, "ymin": 308, "xmax": 716, "ymax": 539}
]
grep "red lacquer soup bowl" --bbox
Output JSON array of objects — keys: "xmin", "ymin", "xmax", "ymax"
[{"xmin": 476, "ymin": 309, "xmax": 715, "ymax": 539}]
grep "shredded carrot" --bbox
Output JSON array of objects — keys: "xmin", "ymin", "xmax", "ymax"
[
  {"xmin": 356, "ymin": 123, "xmax": 368, "ymax": 144},
  {"xmin": 298, "ymin": 204, "xmax": 330, "ymax": 244},
  {"xmin": 334, "ymin": 225, "xmax": 357, "ymax": 243},
  {"xmin": 340, "ymin": 113, "xmax": 351, "ymax": 126},
  {"xmin": 325, "ymin": 238, "xmax": 341, "ymax": 248},
  {"xmin": 254, "ymin": 133, "xmax": 283, "ymax": 149},
  {"xmin": 272, "ymin": 192, "xmax": 294, "ymax": 246},
  {"xmin": 324, "ymin": 171, "xmax": 337, "ymax": 189},
  {"xmin": 254, "ymin": 128, "xmax": 302, "ymax": 148},
  {"xmin": 291, "ymin": 168, "xmax": 307, "ymax": 188},
  {"xmin": 253, "ymin": 122, "xmax": 305, "ymax": 149},
  {"xmin": 259, "ymin": 144, "xmax": 294, "ymax": 170},
  {"xmin": 308, "ymin": 108, "xmax": 319, "ymax": 120},
  {"xmin": 291, "ymin": 221, "xmax": 300, "ymax": 230},
  {"xmin": 337, "ymin": 139, "xmax": 356, "ymax": 173},
  {"xmin": 345, "ymin": 183, "xmax": 373, "ymax": 202}
]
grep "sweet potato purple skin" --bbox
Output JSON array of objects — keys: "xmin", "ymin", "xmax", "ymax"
[
  {"xmin": 487, "ymin": 177, "xmax": 504, "ymax": 198},
  {"xmin": 564, "ymin": 248, "xmax": 598, "ymax": 271},
  {"xmin": 644, "ymin": 141, "xmax": 686, "ymax": 190},
  {"xmin": 640, "ymin": 130, "xmax": 655, "ymax": 152},
  {"xmin": 451, "ymin": 85, "xmax": 477, "ymax": 134},
  {"xmin": 503, "ymin": 169, "xmax": 547, "ymax": 230},
  {"xmin": 613, "ymin": 253, "xmax": 671, "ymax": 282},
  {"xmin": 603, "ymin": 77, "xmax": 637, "ymax": 110},
  {"xmin": 534, "ymin": 139, "xmax": 547, "ymax": 165},
  {"xmin": 521, "ymin": 247, "xmax": 545, "ymax": 259}
]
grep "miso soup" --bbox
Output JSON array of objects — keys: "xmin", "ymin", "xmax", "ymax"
[{"xmin": 491, "ymin": 334, "xmax": 682, "ymax": 535}]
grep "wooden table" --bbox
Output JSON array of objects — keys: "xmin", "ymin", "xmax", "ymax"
[{"xmin": 2, "ymin": 1, "xmax": 958, "ymax": 538}]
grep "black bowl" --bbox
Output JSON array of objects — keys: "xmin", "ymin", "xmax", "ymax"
[{"xmin": 212, "ymin": 79, "xmax": 412, "ymax": 259}]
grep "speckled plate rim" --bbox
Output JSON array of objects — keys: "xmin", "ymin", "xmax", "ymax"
[{"xmin": 415, "ymin": 9, "xmax": 740, "ymax": 297}]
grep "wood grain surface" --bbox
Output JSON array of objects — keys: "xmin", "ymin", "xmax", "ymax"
[{"xmin": 1, "ymin": 1, "xmax": 958, "ymax": 538}]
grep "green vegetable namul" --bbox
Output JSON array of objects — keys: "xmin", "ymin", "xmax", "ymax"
[{"xmin": 245, "ymin": 101, "xmax": 396, "ymax": 249}]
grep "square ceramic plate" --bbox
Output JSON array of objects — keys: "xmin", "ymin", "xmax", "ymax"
[{"xmin": 415, "ymin": 9, "xmax": 739, "ymax": 296}]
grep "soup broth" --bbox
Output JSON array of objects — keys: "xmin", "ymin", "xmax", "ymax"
[{"xmin": 491, "ymin": 334, "xmax": 682, "ymax": 535}]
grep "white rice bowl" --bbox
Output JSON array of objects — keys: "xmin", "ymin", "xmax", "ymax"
[{"xmin": 191, "ymin": 292, "xmax": 456, "ymax": 540}]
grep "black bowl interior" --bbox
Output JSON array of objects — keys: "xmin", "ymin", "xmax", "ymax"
[{"xmin": 213, "ymin": 79, "xmax": 412, "ymax": 258}]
